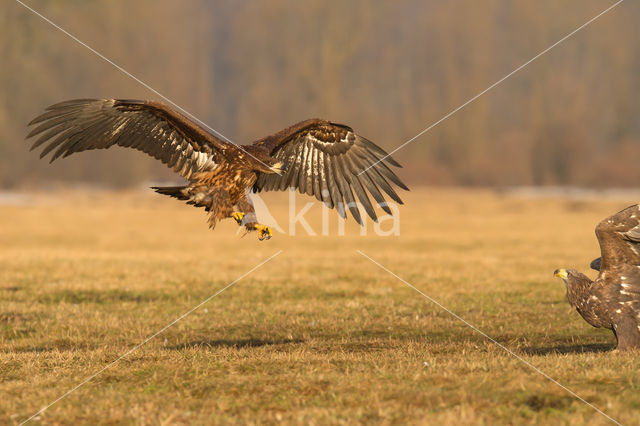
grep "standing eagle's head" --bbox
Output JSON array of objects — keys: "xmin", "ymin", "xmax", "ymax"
[
  {"xmin": 553, "ymin": 268, "xmax": 570, "ymax": 281},
  {"xmin": 553, "ymin": 268, "xmax": 594, "ymax": 308},
  {"xmin": 553, "ymin": 268, "xmax": 592, "ymax": 284}
]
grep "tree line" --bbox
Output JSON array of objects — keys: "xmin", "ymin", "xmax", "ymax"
[{"xmin": 1, "ymin": 0, "xmax": 638, "ymax": 188}]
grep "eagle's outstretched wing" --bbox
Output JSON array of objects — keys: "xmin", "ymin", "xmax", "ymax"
[
  {"xmin": 595, "ymin": 204, "xmax": 640, "ymax": 271},
  {"xmin": 252, "ymin": 119, "xmax": 408, "ymax": 224},
  {"xmin": 27, "ymin": 99, "xmax": 232, "ymax": 180}
]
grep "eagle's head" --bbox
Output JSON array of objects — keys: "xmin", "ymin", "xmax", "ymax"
[
  {"xmin": 553, "ymin": 268, "xmax": 594, "ymax": 307},
  {"xmin": 553, "ymin": 268, "xmax": 593, "ymax": 289},
  {"xmin": 553, "ymin": 268, "xmax": 569, "ymax": 280},
  {"xmin": 253, "ymin": 158, "xmax": 286, "ymax": 175},
  {"xmin": 269, "ymin": 161, "xmax": 287, "ymax": 175},
  {"xmin": 243, "ymin": 145, "xmax": 288, "ymax": 175},
  {"xmin": 553, "ymin": 268, "xmax": 590, "ymax": 283}
]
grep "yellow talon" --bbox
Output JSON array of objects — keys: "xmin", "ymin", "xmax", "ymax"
[
  {"xmin": 255, "ymin": 224, "xmax": 272, "ymax": 240},
  {"xmin": 232, "ymin": 212, "xmax": 245, "ymax": 225}
]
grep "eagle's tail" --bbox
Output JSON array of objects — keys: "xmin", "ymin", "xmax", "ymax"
[{"xmin": 151, "ymin": 185, "xmax": 189, "ymax": 201}]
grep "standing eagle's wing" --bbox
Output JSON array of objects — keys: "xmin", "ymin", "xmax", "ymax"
[
  {"xmin": 252, "ymin": 119, "xmax": 408, "ymax": 225},
  {"xmin": 595, "ymin": 204, "xmax": 640, "ymax": 271},
  {"xmin": 27, "ymin": 99, "xmax": 232, "ymax": 179}
]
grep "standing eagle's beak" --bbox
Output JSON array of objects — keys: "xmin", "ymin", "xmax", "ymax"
[
  {"xmin": 553, "ymin": 269, "xmax": 568, "ymax": 279},
  {"xmin": 270, "ymin": 162, "xmax": 287, "ymax": 175}
]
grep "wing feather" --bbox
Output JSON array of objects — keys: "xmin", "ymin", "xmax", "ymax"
[
  {"xmin": 54, "ymin": 116, "xmax": 122, "ymax": 161},
  {"xmin": 348, "ymin": 154, "xmax": 392, "ymax": 215},
  {"xmin": 595, "ymin": 205, "xmax": 640, "ymax": 271},
  {"xmin": 343, "ymin": 155, "xmax": 377, "ymax": 221},
  {"xmin": 311, "ymin": 148, "xmax": 322, "ymax": 202},
  {"xmin": 298, "ymin": 140, "xmax": 311, "ymax": 194},
  {"xmin": 316, "ymin": 152, "xmax": 332, "ymax": 207},
  {"xmin": 285, "ymin": 142, "xmax": 304, "ymax": 190},
  {"xmin": 328, "ymin": 157, "xmax": 346, "ymax": 218},
  {"xmin": 27, "ymin": 113, "xmax": 79, "ymax": 138},
  {"xmin": 625, "ymin": 225, "xmax": 640, "ymax": 242},
  {"xmin": 367, "ymin": 166, "xmax": 404, "ymax": 204},
  {"xmin": 27, "ymin": 108, "xmax": 78, "ymax": 127},
  {"xmin": 32, "ymin": 113, "xmax": 103, "ymax": 151},
  {"xmin": 304, "ymin": 142, "xmax": 315, "ymax": 197},
  {"xmin": 359, "ymin": 136, "xmax": 402, "ymax": 167},
  {"xmin": 335, "ymin": 157, "xmax": 362, "ymax": 225}
]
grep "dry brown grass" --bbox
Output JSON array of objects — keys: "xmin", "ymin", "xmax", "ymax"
[{"xmin": 1, "ymin": 188, "xmax": 639, "ymax": 425}]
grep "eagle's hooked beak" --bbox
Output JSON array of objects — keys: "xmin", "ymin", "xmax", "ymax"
[
  {"xmin": 553, "ymin": 269, "xmax": 568, "ymax": 280},
  {"xmin": 270, "ymin": 162, "xmax": 287, "ymax": 175}
]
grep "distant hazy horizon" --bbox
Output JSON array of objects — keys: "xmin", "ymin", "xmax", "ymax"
[{"xmin": 2, "ymin": 0, "xmax": 639, "ymax": 188}]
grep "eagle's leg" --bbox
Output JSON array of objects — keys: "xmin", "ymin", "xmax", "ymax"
[
  {"xmin": 613, "ymin": 317, "xmax": 640, "ymax": 351},
  {"xmin": 233, "ymin": 193, "xmax": 272, "ymax": 240},
  {"xmin": 204, "ymin": 187, "xmax": 234, "ymax": 230},
  {"xmin": 233, "ymin": 194, "xmax": 257, "ymax": 225}
]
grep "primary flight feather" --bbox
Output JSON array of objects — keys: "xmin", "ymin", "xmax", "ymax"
[{"xmin": 27, "ymin": 99, "xmax": 408, "ymax": 239}]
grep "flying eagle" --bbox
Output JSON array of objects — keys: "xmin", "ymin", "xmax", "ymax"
[
  {"xmin": 554, "ymin": 204, "xmax": 640, "ymax": 351},
  {"xmin": 27, "ymin": 99, "xmax": 407, "ymax": 239}
]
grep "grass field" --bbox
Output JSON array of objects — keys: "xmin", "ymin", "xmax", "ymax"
[{"xmin": 1, "ymin": 188, "xmax": 639, "ymax": 425}]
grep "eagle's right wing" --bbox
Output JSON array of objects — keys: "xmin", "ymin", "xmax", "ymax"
[
  {"xmin": 595, "ymin": 204, "xmax": 640, "ymax": 271},
  {"xmin": 252, "ymin": 119, "xmax": 407, "ymax": 225},
  {"xmin": 27, "ymin": 99, "xmax": 233, "ymax": 180}
]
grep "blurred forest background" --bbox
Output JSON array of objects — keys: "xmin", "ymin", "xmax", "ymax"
[{"xmin": 1, "ymin": 0, "xmax": 639, "ymax": 189}]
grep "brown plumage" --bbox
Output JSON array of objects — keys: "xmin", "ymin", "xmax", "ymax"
[
  {"xmin": 554, "ymin": 204, "xmax": 640, "ymax": 350},
  {"xmin": 26, "ymin": 99, "xmax": 408, "ymax": 239}
]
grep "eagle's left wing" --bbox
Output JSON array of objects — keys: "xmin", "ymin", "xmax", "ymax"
[
  {"xmin": 595, "ymin": 204, "xmax": 640, "ymax": 271},
  {"xmin": 252, "ymin": 119, "xmax": 408, "ymax": 225},
  {"xmin": 26, "ymin": 99, "xmax": 233, "ymax": 180}
]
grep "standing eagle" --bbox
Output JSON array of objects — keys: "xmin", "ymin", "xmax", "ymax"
[
  {"xmin": 554, "ymin": 204, "xmax": 640, "ymax": 350},
  {"xmin": 27, "ymin": 99, "xmax": 407, "ymax": 239}
]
